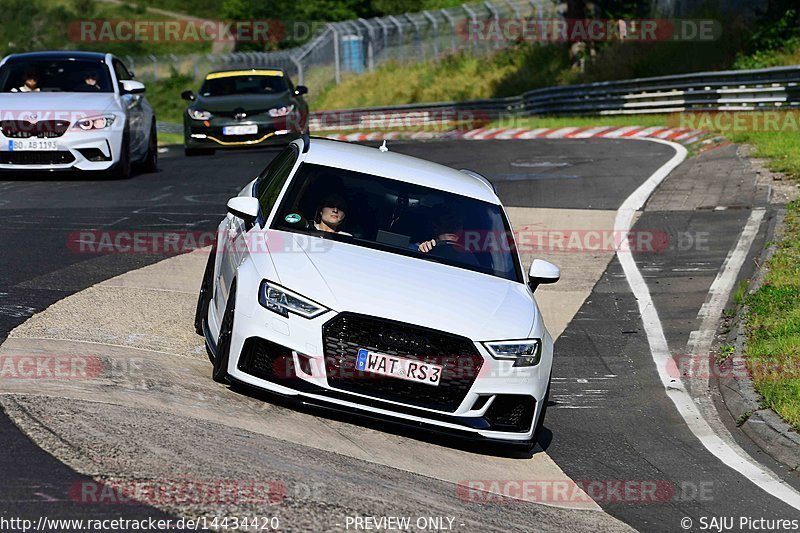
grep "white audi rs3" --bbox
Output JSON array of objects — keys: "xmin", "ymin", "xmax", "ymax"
[
  {"xmin": 195, "ymin": 136, "xmax": 560, "ymax": 448},
  {"xmin": 0, "ymin": 51, "xmax": 157, "ymax": 178}
]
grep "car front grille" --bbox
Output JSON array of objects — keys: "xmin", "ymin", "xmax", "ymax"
[
  {"xmin": 0, "ymin": 151, "xmax": 75, "ymax": 165},
  {"xmin": 1, "ymin": 120, "xmax": 70, "ymax": 138},
  {"xmin": 322, "ymin": 313, "xmax": 484, "ymax": 413}
]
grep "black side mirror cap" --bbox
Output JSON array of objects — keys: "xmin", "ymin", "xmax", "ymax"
[
  {"xmin": 294, "ymin": 85, "xmax": 308, "ymax": 96},
  {"xmin": 181, "ymin": 90, "xmax": 195, "ymax": 101}
]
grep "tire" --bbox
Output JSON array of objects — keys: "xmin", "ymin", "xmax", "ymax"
[
  {"xmin": 139, "ymin": 121, "xmax": 158, "ymax": 173},
  {"xmin": 108, "ymin": 128, "xmax": 132, "ymax": 179},
  {"xmin": 532, "ymin": 381, "xmax": 550, "ymax": 444},
  {"xmin": 185, "ymin": 147, "xmax": 215, "ymax": 157},
  {"xmin": 194, "ymin": 246, "xmax": 215, "ymax": 337},
  {"xmin": 212, "ymin": 282, "xmax": 235, "ymax": 384}
]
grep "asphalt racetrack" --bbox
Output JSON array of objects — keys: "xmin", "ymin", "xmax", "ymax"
[{"xmin": 0, "ymin": 138, "xmax": 798, "ymax": 532}]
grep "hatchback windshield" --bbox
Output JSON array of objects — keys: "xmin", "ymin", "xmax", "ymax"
[
  {"xmin": 0, "ymin": 59, "xmax": 114, "ymax": 93},
  {"xmin": 271, "ymin": 163, "xmax": 522, "ymax": 282},
  {"xmin": 200, "ymin": 73, "xmax": 288, "ymax": 97}
]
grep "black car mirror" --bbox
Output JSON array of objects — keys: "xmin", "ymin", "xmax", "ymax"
[
  {"xmin": 181, "ymin": 90, "xmax": 195, "ymax": 101},
  {"xmin": 294, "ymin": 85, "xmax": 308, "ymax": 96}
]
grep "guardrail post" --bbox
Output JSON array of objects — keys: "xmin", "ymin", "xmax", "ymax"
[
  {"xmin": 462, "ymin": 4, "xmax": 478, "ymax": 51},
  {"xmin": 405, "ymin": 13, "xmax": 423, "ymax": 60},
  {"xmin": 440, "ymin": 9, "xmax": 458, "ymax": 52},
  {"xmin": 327, "ymin": 23, "xmax": 341, "ymax": 84},
  {"xmin": 423, "ymin": 10, "xmax": 439, "ymax": 59},
  {"xmin": 148, "ymin": 54, "xmax": 158, "ymax": 80},
  {"xmin": 358, "ymin": 18, "xmax": 376, "ymax": 71},
  {"xmin": 388, "ymin": 15, "xmax": 405, "ymax": 62},
  {"xmin": 374, "ymin": 17, "xmax": 391, "ymax": 62},
  {"xmin": 484, "ymin": 1, "xmax": 501, "ymax": 50},
  {"xmin": 505, "ymin": 0, "xmax": 521, "ymax": 20}
]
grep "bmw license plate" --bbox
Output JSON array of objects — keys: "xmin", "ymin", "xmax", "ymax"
[
  {"xmin": 356, "ymin": 348, "xmax": 442, "ymax": 386},
  {"xmin": 223, "ymin": 125, "xmax": 258, "ymax": 136},
  {"xmin": 8, "ymin": 139, "xmax": 58, "ymax": 151}
]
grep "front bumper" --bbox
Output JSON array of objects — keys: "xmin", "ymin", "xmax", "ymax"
[
  {"xmin": 212, "ymin": 300, "xmax": 552, "ymax": 444},
  {"xmin": 0, "ymin": 128, "xmax": 121, "ymax": 171},
  {"xmin": 184, "ymin": 115, "xmax": 303, "ymax": 149}
]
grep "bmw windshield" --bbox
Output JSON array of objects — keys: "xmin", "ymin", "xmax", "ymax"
[
  {"xmin": 0, "ymin": 59, "xmax": 114, "ymax": 93},
  {"xmin": 271, "ymin": 163, "xmax": 523, "ymax": 283}
]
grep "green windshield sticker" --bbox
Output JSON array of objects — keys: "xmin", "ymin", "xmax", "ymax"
[{"xmin": 285, "ymin": 213, "xmax": 302, "ymax": 224}]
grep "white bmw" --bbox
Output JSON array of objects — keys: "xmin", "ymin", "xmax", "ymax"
[
  {"xmin": 195, "ymin": 136, "xmax": 560, "ymax": 448},
  {"xmin": 0, "ymin": 51, "xmax": 157, "ymax": 178}
]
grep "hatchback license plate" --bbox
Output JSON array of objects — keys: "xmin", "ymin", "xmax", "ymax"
[
  {"xmin": 355, "ymin": 348, "xmax": 442, "ymax": 386},
  {"xmin": 8, "ymin": 139, "xmax": 58, "ymax": 151},
  {"xmin": 223, "ymin": 125, "xmax": 258, "ymax": 135}
]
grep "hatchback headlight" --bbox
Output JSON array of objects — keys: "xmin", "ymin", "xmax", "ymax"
[
  {"xmin": 268, "ymin": 104, "xmax": 294, "ymax": 117},
  {"xmin": 483, "ymin": 339, "xmax": 541, "ymax": 367},
  {"xmin": 258, "ymin": 280, "xmax": 328, "ymax": 319},
  {"xmin": 73, "ymin": 115, "xmax": 116, "ymax": 130},
  {"xmin": 188, "ymin": 108, "xmax": 212, "ymax": 120}
]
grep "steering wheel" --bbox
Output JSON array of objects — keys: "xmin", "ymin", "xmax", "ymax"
[{"xmin": 437, "ymin": 238, "xmax": 465, "ymax": 250}]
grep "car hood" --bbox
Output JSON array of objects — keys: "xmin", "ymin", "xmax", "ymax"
[
  {"xmin": 195, "ymin": 92, "xmax": 290, "ymax": 113},
  {"xmin": 0, "ymin": 93, "xmax": 119, "ymax": 116},
  {"xmin": 261, "ymin": 230, "xmax": 536, "ymax": 341}
]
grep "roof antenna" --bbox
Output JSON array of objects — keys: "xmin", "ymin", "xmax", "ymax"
[{"xmin": 379, "ymin": 139, "xmax": 389, "ymax": 152}]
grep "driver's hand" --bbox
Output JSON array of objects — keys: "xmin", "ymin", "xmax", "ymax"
[{"xmin": 418, "ymin": 239, "xmax": 436, "ymax": 253}]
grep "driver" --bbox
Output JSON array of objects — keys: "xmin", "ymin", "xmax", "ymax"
[
  {"xmin": 416, "ymin": 209, "xmax": 479, "ymax": 266},
  {"xmin": 82, "ymin": 69, "xmax": 101, "ymax": 91},
  {"xmin": 313, "ymin": 193, "xmax": 352, "ymax": 236}
]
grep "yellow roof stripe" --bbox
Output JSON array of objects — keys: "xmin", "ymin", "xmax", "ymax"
[{"xmin": 206, "ymin": 69, "xmax": 284, "ymax": 80}]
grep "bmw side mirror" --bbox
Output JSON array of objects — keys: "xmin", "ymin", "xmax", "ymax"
[
  {"xmin": 120, "ymin": 80, "xmax": 145, "ymax": 94},
  {"xmin": 294, "ymin": 85, "xmax": 308, "ymax": 96},
  {"xmin": 227, "ymin": 197, "xmax": 259, "ymax": 228},
  {"xmin": 528, "ymin": 259, "xmax": 560, "ymax": 292},
  {"xmin": 181, "ymin": 90, "xmax": 195, "ymax": 101}
]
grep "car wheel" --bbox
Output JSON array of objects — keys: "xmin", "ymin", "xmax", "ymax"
[
  {"xmin": 109, "ymin": 128, "xmax": 132, "ymax": 179},
  {"xmin": 194, "ymin": 245, "xmax": 216, "ymax": 337},
  {"xmin": 531, "ymin": 381, "xmax": 550, "ymax": 444},
  {"xmin": 185, "ymin": 147, "xmax": 215, "ymax": 157},
  {"xmin": 212, "ymin": 282, "xmax": 235, "ymax": 384},
  {"xmin": 140, "ymin": 121, "xmax": 158, "ymax": 173}
]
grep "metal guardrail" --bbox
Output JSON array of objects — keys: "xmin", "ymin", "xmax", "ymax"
[
  {"xmin": 160, "ymin": 65, "xmax": 800, "ymax": 135},
  {"xmin": 304, "ymin": 65, "xmax": 800, "ymax": 130}
]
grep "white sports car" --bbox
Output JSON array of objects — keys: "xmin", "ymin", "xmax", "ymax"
[
  {"xmin": 195, "ymin": 136, "xmax": 560, "ymax": 448},
  {"xmin": 0, "ymin": 51, "xmax": 157, "ymax": 178}
]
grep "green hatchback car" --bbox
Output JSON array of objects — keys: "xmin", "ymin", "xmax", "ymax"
[{"xmin": 181, "ymin": 68, "xmax": 309, "ymax": 156}]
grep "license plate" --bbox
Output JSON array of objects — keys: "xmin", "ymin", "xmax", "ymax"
[
  {"xmin": 355, "ymin": 348, "xmax": 442, "ymax": 386},
  {"xmin": 8, "ymin": 139, "xmax": 58, "ymax": 151},
  {"xmin": 223, "ymin": 125, "xmax": 258, "ymax": 136}
]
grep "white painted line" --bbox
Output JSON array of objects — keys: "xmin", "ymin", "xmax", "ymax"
[
  {"xmin": 687, "ymin": 208, "xmax": 765, "ymax": 382},
  {"xmin": 616, "ymin": 138, "xmax": 800, "ymax": 511}
]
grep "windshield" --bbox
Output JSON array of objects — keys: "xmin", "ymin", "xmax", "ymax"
[
  {"xmin": 0, "ymin": 59, "xmax": 114, "ymax": 93},
  {"xmin": 271, "ymin": 163, "xmax": 522, "ymax": 283},
  {"xmin": 199, "ymin": 74, "xmax": 288, "ymax": 97}
]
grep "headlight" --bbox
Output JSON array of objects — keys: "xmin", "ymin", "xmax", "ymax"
[
  {"xmin": 483, "ymin": 339, "xmax": 541, "ymax": 367},
  {"xmin": 73, "ymin": 115, "xmax": 116, "ymax": 130},
  {"xmin": 268, "ymin": 104, "xmax": 294, "ymax": 117},
  {"xmin": 188, "ymin": 108, "xmax": 212, "ymax": 120},
  {"xmin": 258, "ymin": 280, "xmax": 328, "ymax": 319}
]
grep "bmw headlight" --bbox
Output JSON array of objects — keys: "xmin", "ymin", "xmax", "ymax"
[
  {"xmin": 268, "ymin": 104, "xmax": 294, "ymax": 117},
  {"xmin": 483, "ymin": 339, "xmax": 541, "ymax": 367},
  {"xmin": 258, "ymin": 280, "xmax": 328, "ymax": 319},
  {"xmin": 73, "ymin": 115, "xmax": 116, "ymax": 130},
  {"xmin": 188, "ymin": 108, "xmax": 212, "ymax": 120}
]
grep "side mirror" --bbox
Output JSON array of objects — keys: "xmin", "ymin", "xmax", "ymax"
[
  {"xmin": 528, "ymin": 259, "xmax": 560, "ymax": 292},
  {"xmin": 294, "ymin": 85, "xmax": 308, "ymax": 96},
  {"xmin": 227, "ymin": 197, "xmax": 260, "ymax": 228},
  {"xmin": 120, "ymin": 80, "xmax": 145, "ymax": 94},
  {"xmin": 181, "ymin": 90, "xmax": 195, "ymax": 101}
]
